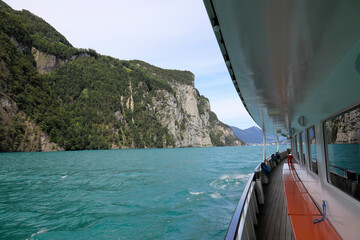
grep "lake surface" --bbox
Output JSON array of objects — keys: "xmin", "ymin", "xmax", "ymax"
[
  {"xmin": 327, "ymin": 144, "xmax": 360, "ymax": 176},
  {"xmin": 0, "ymin": 145, "xmax": 286, "ymax": 240}
]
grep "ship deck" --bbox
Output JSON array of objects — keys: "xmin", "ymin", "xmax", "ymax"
[{"xmin": 255, "ymin": 159, "xmax": 295, "ymax": 240}]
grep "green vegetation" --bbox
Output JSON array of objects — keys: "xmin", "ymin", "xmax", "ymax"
[
  {"xmin": 44, "ymin": 56, "xmax": 175, "ymax": 150},
  {"xmin": 209, "ymin": 111, "xmax": 218, "ymax": 124},
  {"xmin": 210, "ymin": 130, "xmax": 225, "ymax": 147},
  {"xmin": 0, "ymin": 113, "xmax": 25, "ymax": 152},
  {"xmin": 197, "ymin": 94, "xmax": 208, "ymax": 115},
  {"xmin": 0, "ymin": 1, "xmax": 241, "ymax": 151},
  {"xmin": 130, "ymin": 60, "xmax": 194, "ymax": 86},
  {"xmin": 0, "ymin": 1, "xmax": 175, "ymax": 151}
]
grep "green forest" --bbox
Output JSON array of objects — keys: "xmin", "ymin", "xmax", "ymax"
[{"xmin": 0, "ymin": 1, "xmax": 178, "ymax": 150}]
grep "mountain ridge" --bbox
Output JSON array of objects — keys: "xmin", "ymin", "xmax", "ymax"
[
  {"xmin": 0, "ymin": 1, "xmax": 244, "ymax": 151},
  {"xmin": 231, "ymin": 126, "xmax": 286, "ymax": 145}
]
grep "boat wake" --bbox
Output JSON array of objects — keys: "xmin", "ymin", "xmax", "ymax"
[
  {"xmin": 27, "ymin": 228, "xmax": 48, "ymax": 239},
  {"xmin": 209, "ymin": 173, "xmax": 251, "ymax": 190},
  {"xmin": 209, "ymin": 192, "xmax": 222, "ymax": 199},
  {"xmin": 189, "ymin": 191, "xmax": 205, "ymax": 195}
]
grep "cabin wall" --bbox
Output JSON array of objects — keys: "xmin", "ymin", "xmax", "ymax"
[
  {"xmin": 291, "ymin": 121, "xmax": 360, "ymax": 240},
  {"xmin": 284, "ymin": 20, "xmax": 360, "ymax": 238}
]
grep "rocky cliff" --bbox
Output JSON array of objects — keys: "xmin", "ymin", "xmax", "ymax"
[
  {"xmin": 0, "ymin": 1, "xmax": 244, "ymax": 151},
  {"xmin": 326, "ymin": 107, "xmax": 360, "ymax": 144},
  {"xmin": 135, "ymin": 61, "xmax": 243, "ymax": 147}
]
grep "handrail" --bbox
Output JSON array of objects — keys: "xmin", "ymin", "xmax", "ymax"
[
  {"xmin": 329, "ymin": 164, "xmax": 349, "ymax": 173},
  {"xmin": 329, "ymin": 164, "xmax": 358, "ymax": 181},
  {"xmin": 225, "ymin": 172, "xmax": 255, "ymax": 240},
  {"xmin": 255, "ymin": 162, "xmax": 262, "ymax": 172}
]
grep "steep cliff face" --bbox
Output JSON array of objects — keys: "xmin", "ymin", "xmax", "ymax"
[
  {"xmin": 134, "ymin": 61, "xmax": 243, "ymax": 148},
  {"xmin": 28, "ymin": 54, "xmax": 243, "ymax": 150},
  {"xmin": 148, "ymin": 77, "xmax": 242, "ymax": 147}
]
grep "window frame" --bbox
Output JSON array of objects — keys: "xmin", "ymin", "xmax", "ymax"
[
  {"xmin": 293, "ymin": 135, "xmax": 297, "ymax": 160},
  {"xmin": 323, "ymin": 103, "xmax": 360, "ymax": 201},
  {"xmin": 307, "ymin": 126, "xmax": 318, "ymax": 175},
  {"xmin": 300, "ymin": 131, "xmax": 306, "ymax": 165},
  {"xmin": 296, "ymin": 134, "xmax": 301, "ymax": 162}
]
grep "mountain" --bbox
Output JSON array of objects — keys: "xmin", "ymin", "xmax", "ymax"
[
  {"xmin": 0, "ymin": 1, "xmax": 244, "ymax": 152},
  {"xmin": 231, "ymin": 126, "xmax": 286, "ymax": 145}
]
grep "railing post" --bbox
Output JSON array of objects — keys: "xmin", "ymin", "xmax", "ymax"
[{"xmin": 263, "ymin": 128, "xmax": 266, "ymax": 162}]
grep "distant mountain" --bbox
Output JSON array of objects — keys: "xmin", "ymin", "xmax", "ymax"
[{"xmin": 231, "ymin": 126, "xmax": 286, "ymax": 145}]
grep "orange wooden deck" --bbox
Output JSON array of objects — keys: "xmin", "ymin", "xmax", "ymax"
[{"xmin": 282, "ymin": 162, "xmax": 341, "ymax": 240}]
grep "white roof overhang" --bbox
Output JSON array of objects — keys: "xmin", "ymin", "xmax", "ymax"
[{"xmin": 204, "ymin": 0, "xmax": 360, "ymax": 136}]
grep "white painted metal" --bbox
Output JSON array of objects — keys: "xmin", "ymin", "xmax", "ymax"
[
  {"xmin": 262, "ymin": 128, "xmax": 266, "ymax": 161},
  {"xmin": 237, "ymin": 182, "xmax": 257, "ymax": 240},
  {"xmin": 255, "ymin": 179, "xmax": 264, "ymax": 204}
]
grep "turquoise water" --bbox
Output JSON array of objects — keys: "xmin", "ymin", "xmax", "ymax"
[
  {"xmin": 328, "ymin": 144, "xmax": 360, "ymax": 176},
  {"xmin": 0, "ymin": 145, "xmax": 285, "ymax": 240}
]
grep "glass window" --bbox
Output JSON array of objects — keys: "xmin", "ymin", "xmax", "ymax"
[
  {"xmin": 301, "ymin": 131, "xmax": 307, "ymax": 165},
  {"xmin": 308, "ymin": 127, "xmax": 318, "ymax": 174},
  {"xmin": 292, "ymin": 136, "xmax": 297, "ymax": 157},
  {"xmin": 296, "ymin": 134, "xmax": 300, "ymax": 161},
  {"xmin": 324, "ymin": 105, "xmax": 360, "ymax": 201}
]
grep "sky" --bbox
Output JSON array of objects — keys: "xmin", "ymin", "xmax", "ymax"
[{"xmin": 4, "ymin": 0, "xmax": 257, "ymax": 129}]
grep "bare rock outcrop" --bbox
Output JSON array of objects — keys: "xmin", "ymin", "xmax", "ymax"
[
  {"xmin": 145, "ymin": 69, "xmax": 244, "ymax": 147},
  {"xmin": 31, "ymin": 47, "xmax": 90, "ymax": 74}
]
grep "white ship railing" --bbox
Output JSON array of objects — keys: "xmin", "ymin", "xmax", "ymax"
[{"xmin": 225, "ymin": 151, "xmax": 287, "ymax": 240}]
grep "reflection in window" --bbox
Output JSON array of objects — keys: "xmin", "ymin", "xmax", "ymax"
[
  {"xmin": 292, "ymin": 137, "xmax": 295, "ymax": 153},
  {"xmin": 308, "ymin": 127, "xmax": 318, "ymax": 174},
  {"xmin": 301, "ymin": 132, "xmax": 306, "ymax": 165},
  {"xmin": 325, "ymin": 105, "xmax": 360, "ymax": 201},
  {"xmin": 296, "ymin": 134, "xmax": 300, "ymax": 161},
  {"xmin": 292, "ymin": 136, "xmax": 297, "ymax": 158}
]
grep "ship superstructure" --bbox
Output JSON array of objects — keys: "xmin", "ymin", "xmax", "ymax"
[{"xmin": 203, "ymin": 0, "xmax": 360, "ymax": 239}]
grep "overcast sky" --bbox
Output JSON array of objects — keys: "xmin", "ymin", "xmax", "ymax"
[{"xmin": 4, "ymin": 0, "xmax": 257, "ymax": 129}]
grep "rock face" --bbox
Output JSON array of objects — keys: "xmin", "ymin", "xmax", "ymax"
[
  {"xmin": 32, "ymin": 47, "xmax": 65, "ymax": 74},
  {"xmin": 151, "ymin": 84, "xmax": 212, "ymax": 147},
  {"xmin": 326, "ymin": 107, "xmax": 360, "ymax": 144},
  {"xmin": 136, "ymin": 63, "xmax": 244, "ymax": 147},
  {"xmin": 31, "ymin": 47, "xmax": 90, "ymax": 74}
]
